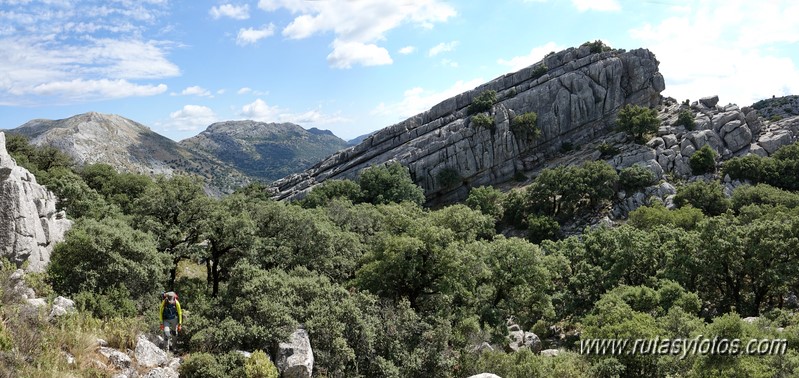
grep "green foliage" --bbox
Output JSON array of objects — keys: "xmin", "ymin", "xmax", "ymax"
[
  {"xmin": 616, "ymin": 104, "xmax": 660, "ymax": 142},
  {"xmin": 511, "ymin": 112, "xmax": 541, "ymax": 140},
  {"xmin": 730, "ymin": 184, "xmax": 799, "ymax": 211},
  {"xmin": 471, "ymin": 113, "xmax": 495, "ymax": 129},
  {"xmin": 560, "ymin": 141, "xmax": 575, "ymax": 153},
  {"xmin": 301, "ymin": 179, "xmax": 362, "ymax": 208},
  {"xmin": 675, "ymin": 110, "xmax": 696, "ymax": 130},
  {"xmin": 48, "ymin": 217, "xmax": 169, "ymax": 302},
  {"xmin": 597, "ymin": 142, "xmax": 620, "ymax": 157},
  {"xmin": 429, "ymin": 204, "xmax": 496, "ymax": 242},
  {"xmin": 4, "ymin": 133, "xmax": 74, "ymax": 175},
  {"xmin": 468, "ymin": 90, "xmax": 497, "ymax": 115},
  {"xmin": 358, "ymin": 162, "xmax": 425, "ymax": 205},
  {"xmin": 245, "ymin": 350, "xmax": 279, "ymax": 378},
  {"xmin": 436, "ymin": 167, "xmax": 462, "ymax": 189},
  {"xmin": 628, "ymin": 202, "xmax": 705, "ymax": 231},
  {"xmin": 673, "ymin": 180, "xmax": 729, "ymax": 216},
  {"xmin": 690, "ymin": 145, "xmax": 717, "ymax": 174},
  {"xmin": 466, "ymin": 185, "xmax": 505, "ymax": 220},
  {"xmin": 179, "ymin": 352, "xmax": 246, "ymax": 378},
  {"xmin": 525, "ymin": 161, "xmax": 618, "ymax": 219},
  {"xmin": 79, "ymin": 163, "xmax": 154, "ymax": 213},
  {"xmin": 619, "ymin": 164, "xmax": 656, "ymax": 191},
  {"xmin": 526, "ymin": 214, "xmax": 560, "ymax": 244},
  {"xmin": 531, "ymin": 64, "xmax": 548, "ymax": 80},
  {"xmin": 583, "ymin": 39, "xmax": 612, "ymax": 53},
  {"xmin": 771, "ymin": 115, "xmax": 783, "ymax": 122},
  {"xmin": 73, "ymin": 285, "xmax": 137, "ymax": 319},
  {"xmin": 723, "ymin": 142, "xmax": 799, "ymax": 190}
]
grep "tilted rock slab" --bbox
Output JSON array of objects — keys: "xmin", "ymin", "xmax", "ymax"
[
  {"xmin": 276, "ymin": 328, "xmax": 314, "ymax": 378},
  {"xmin": 272, "ymin": 46, "xmax": 665, "ymax": 204},
  {"xmin": 0, "ymin": 132, "xmax": 72, "ymax": 272}
]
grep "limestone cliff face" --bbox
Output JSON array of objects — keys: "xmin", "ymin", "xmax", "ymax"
[
  {"xmin": 272, "ymin": 46, "xmax": 665, "ymax": 203},
  {"xmin": 0, "ymin": 132, "xmax": 72, "ymax": 272}
]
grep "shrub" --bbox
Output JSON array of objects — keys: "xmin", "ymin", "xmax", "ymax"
[
  {"xmin": 301, "ymin": 179, "xmax": 362, "ymax": 208},
  {"xmin": 597, "ymin": 142, "xmax": 620, "ymax": 157},
  {"xmin": 619, "ymin": 165, "xmax": 656, "ymax": 191},
  {"xmin": 73, "ymin": 286, "xmax": 138, "ymax": 319},
  {"xmin": 468, "ymin": 90, "xmax": 497, "ymax": 115},
  {"xmin": 527, "ymin": 214, "xmax": 560, "ymax": 244},
  {"xmin": 466, "ymin": 186, "xmax": 505, "ymax": 220},
  {"xmin": 245, "ymin": 350, "xmax": 279, "ymax": 378},
  {"xmin": 616, "ymin": 104, "xmax": 660, "ymax": 142},
  {"xmin": 673, "ymin": 180, "xmax": 729, "ymax": 216},
  {"xmin": 511, "ymin": 112, "xmax": 541, "ymax": 140},
  {"xmin": 583, "ymin": 39, "xmax": 612, "ymax": 53},
  {"xmin": 436, "ymin": 167, "xmax": 461, "ymax": 189},
  {"xmin": 730, "ymin": 184, "xmax": 799, "ymax": 211},
  {"xmin": 675, "ymin": 110, "xmax": 696, "ymax": 130},
  {"xmin": 531, "ymin": 64, "xmax": 548, "ymax": 79},
  {"xmin": 359, "ymin": 162, "xmax": 425, "ymax": 205},
  {"xmin": 471, "ymin": 113, "xmax": 494, "ymax": 129},
  {"xmin": 689, "ymin": 145, "xmax": 717, "ymax": 175},
  {"xmin": 560, "ymin": 141, "xmax": 575, "ymax": 153},
  {"xmin": 770, "ymin": 115, "xmax": 783, "ymax": 122}
]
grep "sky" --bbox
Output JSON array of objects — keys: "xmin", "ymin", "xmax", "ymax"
[{"xmin": 1, "ymin": 0, "xmax": 798, "ymax": 142}]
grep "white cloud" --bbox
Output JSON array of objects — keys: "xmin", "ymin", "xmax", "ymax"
[
  {"xmin": 327, "ymin": 40, "xmax": 392, "ymax": 69},
  {"xmin": 258, "ymin": 0, "xmax": 456, "ymax": 68},
  {"xmin": 571, "ymin": 0, "xmax": 621, "ymax": 12},
  {"xmin": 497, "ymin": 42, "xmax": 563, "ymax": 71},
  {"xmin": 371, "ymin": 78, "xmax": 485, "ymax": 120},
  {"xmin": 164, "ymin": 105, "xmax": 218, "ymax": 132},
  {"xmin": 239, "ymin": 98, "xmax": 348, "ymax": 125},
  {"xmin": 237, "ymin": 87, "xmax": 252, "ymax": 94},
  {"xmin": 237, "ymin": 87, "xmax": 268, "ymax": 95},
  {"xmin": 428, "ymin": 41, "xmax": 459, "ymax": 57},
  {"xmin": 216, "ymin": 89, "xmax": 226, "ymax": 94},
  {"xmin": 0, "ymin": 1, "xmax": 176, "ymax": 104},
  {"xmin": 398, "ymin": 45, "xmax": 416, "ymax": 55},
  {"xmin": 440, "ymin": 58, "xmax": 458, "ymax": 68},
  {"xmin": 209, "ymin": 4, "xmax": 250, "ymax": 20},
  {"xmin": 629, "ymin": 0, "xmax": 799, "ymax": 106},
  {"xmin": 236, "ymin": 24, "xmax": 275, "ymax": 46},
  {"xmin": 28, "ymin": 79, "xmax": 167, "ymax": 99},
  {"xmin": 181, "ymin": 85, "xmax": 212, "ymax": 97}
]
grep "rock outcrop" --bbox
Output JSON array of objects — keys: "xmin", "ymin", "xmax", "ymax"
[
  {"xmin": 276, "ymin": 328, "xmax": 314, "ymax": 378},
  {"xmin": 272, "ymin": 45, "xmax": 665, "ymax": 204},
  {"xmin": 0, "ymin": 132, "xmax": 72, "ymax": 272}
]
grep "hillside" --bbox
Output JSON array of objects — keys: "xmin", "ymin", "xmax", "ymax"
[
  {"xmin": 179, "ymin": 120, "xmax": 348, "ymax": 182},
  {"xmin": 272, "ymin": 43, "xmax": 665, "ymax": 203}
]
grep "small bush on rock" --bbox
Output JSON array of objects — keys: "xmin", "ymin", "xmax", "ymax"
[
  {"xmin": 619, "ymin": 165, "xmax": 656, "ymax": 191},
  {"xmin": 468, "ymin": 90, "xmax": 497, "ymax": 115},
  {"xmin": 690, "ymin": 145, "xmax": 716, "ymax": 175},
  {"xmin": 471, "ymin": 113, "xmax": 494, "ymax": 130},
  {"xmin": 675, "ymin": 110, "xmax": 696, "ymax": 130}
]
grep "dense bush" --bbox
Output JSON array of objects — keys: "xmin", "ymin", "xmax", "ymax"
[
  {"xmin": 526, "ymin": 214, "xmax": 560, "ymax": 244},
  {"xmin": 531, "ymin": 64, "xmax": 548, "ymax": 79},
  {"xmin": 582, "ymin": 39, "xmax": 612, "ymax": 53},
  {"xmin": 436, "ymin": 167, "xmax": 462, "ymax": 189},
  {"xmin": 689, "ymin": 145, "xmax": 716, "ymax": 174},
  {"xmin": 510, "ymin": 112, "xmax": 540, "ymax": 140},
  {"xmin": 673, "ymin": 180, "xmax": 729, "ymax": 216},
  {"xmin": 619, "ymin": 164, "xmax": 656, "ymax": 191},
  {"xmin": 723, "ymin": 142, "xmax": 799, "ymax": 190},
  {"xmin": 301, "ymin": 179, "xmax": 362, "ymax": 208},
  {"xmin": 471, "ymin": 113, "xmax": 494, "ymax": 129},
  {"xmin": 468, "ymin": 90, "xmax": 497, "ymax": 114},
  {"xmin": 675, "ymin": 110, "xmax": 696, "ymax": 130},
  {"xmin": 466, "ymin": 185, "xmax": 505, "ymax": 220},
  {"xmin": 358, "ymin": 162, "xmax": 425, "ymax": 205},
  {"xmin": 730, "ymin": 184, "xmax": 799, "ymax": 211},
  {"xmin": 616, "ymin": 104, "xmax": 660, "ymax": 142},
  {"xmin": 597, "ymin": 142, "xmax": 620, "ymax": 157}
]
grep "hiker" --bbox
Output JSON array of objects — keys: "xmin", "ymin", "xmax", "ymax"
[{"xmin": 160, "ymin": 291, "xmax": 182, "ymax": 341}]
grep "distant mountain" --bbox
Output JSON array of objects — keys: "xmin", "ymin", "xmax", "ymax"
[
  {"xmin": 347, "ymin": 132, "xmax": 375, "ymax": 146},
  {"xmin": 179, "ymin": 120, "xmax": 348, "ymax": 182},
  {"xmin": 7, "ymin": 112, "xmax": 250, "ymax": 194}
]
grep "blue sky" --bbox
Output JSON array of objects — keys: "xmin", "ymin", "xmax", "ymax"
[{"xmin": 1, "ymin": 0, "xmax": 798, "ymax": 141}]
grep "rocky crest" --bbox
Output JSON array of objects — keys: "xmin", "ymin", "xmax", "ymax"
[
  {"xmin": 179, "ymin": 120, "xmax": 348, "ymax": 182},
  {"xmin": 0, "ymin": 132, "xmax": 72, "ymax": 272},
  {"xmin": 271, "ymin": 45, "xmax": 665, "ymax": 203}
]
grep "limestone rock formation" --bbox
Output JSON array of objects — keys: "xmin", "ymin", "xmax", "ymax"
[
  {"xmin": 134, "ymin": 334, "xmax": 169, "ymax": 368},
  {"xmin": 276, "ymin": 328, "xmax": 314, "ymax": 378},
  {"xmin": 272, "ymin": 45, "xmax": 665, "ymax": 203},
  {"xmin": 0, "ymin": 132, "xmax": 72, "ymax": 272}
]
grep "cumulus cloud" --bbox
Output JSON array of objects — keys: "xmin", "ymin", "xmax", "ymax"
[
  {"xmin": 164, "ymin": 105, "xmax": 218, "ymax": 132},
  {"xmin": 428, "ymin": 41, "xmax": 459, "ymax": 57},
  {"xmin": 327, "ymin": 40, "xmax": 392, "ymax": 69},
  {"xmin": 209, "ymin": 4, "xmax": 250, "ymax": 20},
  {"xmin": 497, "ymin": 41, "xmax": 563, "ymax": 71},
  {"xmin": 398, "ymin": 45, "xmax": 416, "ymax": 55},
  {"xmin": 371, "ymin": 78, "xmax": 485, "ymax": 120},
  {"xmin": 239, "ymin": 98, "xmax": 348, "ymax": 125},
  {"xmin": 257, "ymin": 0, "xmax": 456, "ymax": 68},
  {"xmin": 571, "ymin": 0, "xmax": 621, "ymax": 12},
  {"xmin": 0, "ymin": 0, "xmax": 176, "ymax": 104},
  {"xmin": 629, "ymin": 0, "xmax": 799, "ymax": 106},
  {"xmin": 180, "ymin": 85, "xmax": 212, "ymax": 97},
  {"xmin": 236, "ymin": 24, "xmax": 275, "ymax": 46}
]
